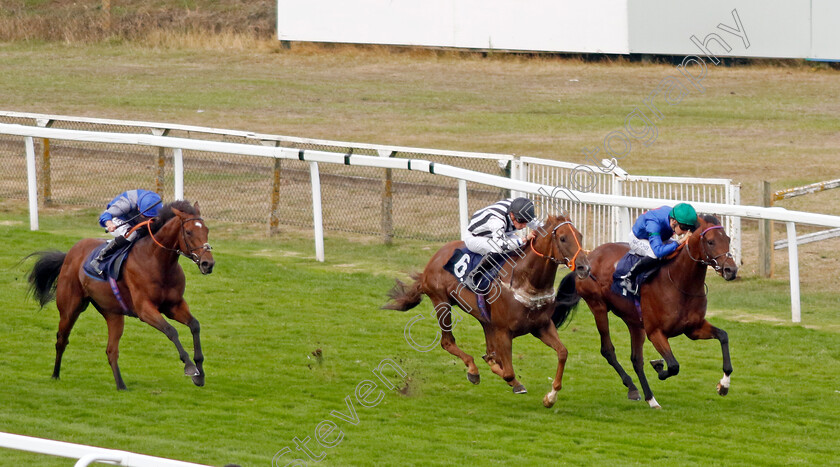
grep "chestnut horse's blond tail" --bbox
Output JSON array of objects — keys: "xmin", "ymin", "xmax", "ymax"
[{"xmin": 382, "ymin": 272, "xmax": 424, "ymax": 311}]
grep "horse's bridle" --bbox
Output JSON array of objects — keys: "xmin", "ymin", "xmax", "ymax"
[
  {"xmin": 531, "ymin": 221, "xmax": 583, "ymax": 271},
  {"xmin": 146, "ymin": 216, "xmax": 213, "ymax": 266},
  {"xmin": 686, "ymin": 225, "xmax": 732, "ymax": 273}
]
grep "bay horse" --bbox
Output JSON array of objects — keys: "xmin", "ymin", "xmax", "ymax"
[
  {"xmin": 26, "ymin": 200, "xmax": 215, "ymax": 390},
  {"xmin": 383, "ymin": 215, "xmax": 590, "ymax": 408},
  {"xmin": 554, "ymin": 214, "xmax": 737, "ymax": 408}
]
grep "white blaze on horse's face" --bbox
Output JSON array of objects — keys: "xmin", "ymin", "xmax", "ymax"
[{"xmin": 194, "ymin": 222, "xmax": 203, "ymax": 229}]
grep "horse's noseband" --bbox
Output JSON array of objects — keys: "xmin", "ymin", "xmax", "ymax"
[
  {"xmin": 181, "ymin": 217, "xmax": 213, "ymax": 265},
  {"xmin": 531, "ymin": 221, "xmax": 583, "ymax": 271},
  {"xmin": 147, "ymin": 216, "xmax": 212, "ymax": 266},
  {"xmin": 687, "ymin": 225, "xmax": 731, "ymax": 272}
]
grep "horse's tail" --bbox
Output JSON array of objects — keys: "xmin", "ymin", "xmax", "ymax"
[
  {"xmin": 26, "ymin": 250, "xmax": 67, "ymax": 308},
  {"xmin": 381, "ymin": 272, "xmax": 424, "ymax": 311},
  {"xmin": 552, "ymin": 272, "xmax": 581, "ymax": 328}
]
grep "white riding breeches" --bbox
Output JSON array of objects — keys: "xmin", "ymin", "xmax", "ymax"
[
  {"xmin": 464, "ymin": 233, "xmax": 521, "ymax": 256},
  {"xmin": 110, "ymin": 219, "xmax": 139, "ymax": 241},
  {"xmin": 627, "ymin": 232, "xmax": 657, "ymax": 259}
]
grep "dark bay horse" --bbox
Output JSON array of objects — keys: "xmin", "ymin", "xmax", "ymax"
[
  {"xmin": 383, "ymin": 215, "xmax": 590, "ymax": 408},
  {"xmin": 27, "ymin": 200, "xmax": 215, "ymax": 390},
  {"xmin": 554, "ymin": 214, "xmax": 737, "ymax": 408}
]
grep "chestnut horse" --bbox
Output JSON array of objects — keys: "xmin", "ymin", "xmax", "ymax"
[
  {"xmin": 383, "ymin": 215, "xmax": 590, "ymax": 408},
  {"xmin": 554, "ymin": 214, "xmax": 737, "ymax": 408},
  {"xmin": 27, "ymin": 200, "xmax": 215, "ymax": 390}
]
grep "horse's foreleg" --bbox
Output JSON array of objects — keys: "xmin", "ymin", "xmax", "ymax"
[
  {"xmin": 647, "ymin": 329, "xmax": 679, "ymax": 381},
  {"xmin": 433, "ymin": 301, "xmax": 479, "ymax": 384},
  {"xmin": 687, "ymin": 320, "xmax": 732, "ymax": 396},
  {"xmin": 483, "ymin": 331, "xmax": 525, "ymax": 394},
  {"xmin": 533, "ymin": 324, "xmax": 568, "ymax": 408},
  {"xmin": 629, "ymin": 325, "xmax": 659, "ymax": 408},
  {"xmin": 169, "ymin": 301, "xmax": 204, "ymax": 387},
  {"xmin": 137, "ymin": 303, "xmax": 198, "ymax": 378},
  {"xmin": 591, "ymin": 306, "xmax": 639, "ymax": 400},
  {"xmin": 103, "ymin": 313, "xmax": 127, "ymax": 390}
]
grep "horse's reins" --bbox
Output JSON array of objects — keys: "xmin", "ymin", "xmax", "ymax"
[
  {"xmin": 141, "ymin": 216, "xmax": 213, "ymax": 265},
  {"xmin": 530, "ymin": 221, "xmax": 583, "ymax": 271}
]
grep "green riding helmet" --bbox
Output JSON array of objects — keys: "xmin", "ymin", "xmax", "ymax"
[{"xmin": 670, "ymin": 203, "xmax": 698, "ymax": 229}]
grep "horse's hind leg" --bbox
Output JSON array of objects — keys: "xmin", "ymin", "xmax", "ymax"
[
  {"xmin": 103, "ymin": 313, "xmax": 127, "ymax": 390},
  {"xmin": 434, "ymin": 301, "xmax": 479, "ymax": 384},
  {"xmin": 52, "ymin": 282, "xmax": 89, "ymax": 380},
  {"xmin": 532, "ymin": 324, "xmax": 568, "ymax": 408},
  {"xmin": 169, "ymin": 300, "xmax": 204, "ymax": 387},
  {"xmin": 590, "ymin": 304, "xmax": 639, "ymax": 400},
  {"xmin": 136, "ymin": 302, "xmax": 199, "ymax": 378},
  {"xmin": 687, "ymin": 320, "xmax": 732, "ymax": 396}
]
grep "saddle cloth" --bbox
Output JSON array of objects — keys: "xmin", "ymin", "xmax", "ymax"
[
  {"xmin": 610, "ymin": 252, "xmax": 660, "ymax": 300},
  {"xmin": 82, "ymin": 241, "xmax": 135, "ymax": 282},
  {"xmin": 443, "ymin": 248, "xmax": 508, "ymax": 294}
]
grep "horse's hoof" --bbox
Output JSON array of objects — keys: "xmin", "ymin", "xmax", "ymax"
[
  {"xmin": 542, "ymin": 390, "xmax": 558, "ymax": 408},
  {"xmin": 627, "ymin": 388, "xmax": 641, "ymax": 401},
  {"xmin": 467, "ymin": 372, "xmax": 480, "ymax": 385},
  {"xmin": 716, "ymin": 383, "xmax": 729, "ymax": 396},
  {"xmin": 650, "ymin": 359, "xmax": 665, "ymax": 373},
  {"xmin": 512, "ymin": 384, "xmax": 527, "ymax": 394},
  {"xmin": 185, "ymin": 364, "xmax": 200, "ymax": 377},
  {"xmin": 647, "ymin": 396, "xmax": 661, "ymax": 409},
  {"xmin": 192, "ymin": 374, "xmax": 205, "ymax": 387}
]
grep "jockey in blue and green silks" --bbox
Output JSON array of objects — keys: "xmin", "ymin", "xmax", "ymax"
[
  {"xmin": 619, "ymin": 203, "xmax": 699, "ymax": 295},
  {"xmin": 89, "ymin": 189, "xmax": 162, "ymax": 275}
]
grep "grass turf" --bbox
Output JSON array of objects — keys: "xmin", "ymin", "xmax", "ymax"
[{"xmin": 0, "ymin": 207, "xmax": 838, "ymax": 465}]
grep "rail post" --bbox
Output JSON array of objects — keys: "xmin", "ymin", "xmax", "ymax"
[
  {"xmin": 36, "ymin": 119, "xmax": 52, "ymax": 206},
  {"xmin": 151, "ymin": 129, "xmax": 170, "ymax": 198},
  {"xmin": 758, "ymin": 181, "xmax": 773, "ymax": 277},
  {"xmin": 379, "ymin": 150, "xmax": 395, "ymax": 245}
]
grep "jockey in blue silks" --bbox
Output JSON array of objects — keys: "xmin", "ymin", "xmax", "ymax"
[
  {"xmin": 619, "ymin": 203, "xmax": 699, "ymax": 295},
  {"xmin": 89, "ymin": 189, "xmax": 162, "ymax": 275}
]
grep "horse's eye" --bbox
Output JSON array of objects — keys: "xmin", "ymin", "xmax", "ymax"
[
  {"xmin": 186, "ymin": 230, "xmax": 193, "ymax": 237},
  {"xmin": 707, "ymin": 240, "xmax": 714, "ymax": 246},
  {"xmin": 560, "ymin": 236, "xmax": 566, "ymax": 243}
]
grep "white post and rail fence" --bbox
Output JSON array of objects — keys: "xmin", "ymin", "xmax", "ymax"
[
  {"xmin": 3, "ymin": 123, "xmax": 839, "ymax": 326},
  {"xmin": 0, "ymin": 431, "xmax": 210, "ymax": 467},
  {"xmin": 758, "ymin": 178, "xmax": 840, "ymax": 278}
]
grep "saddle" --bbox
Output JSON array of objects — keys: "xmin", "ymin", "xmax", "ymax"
[{"xmin": 82, "ymin": 241, "xmax": 135, "ymax": 282}]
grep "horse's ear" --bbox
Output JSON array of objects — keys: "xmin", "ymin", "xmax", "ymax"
[
  {"xmin": 193, "ymin": 201, "xmax": 201, "ymax": 215},
  {"xmin": 171, "ymin": 208, "xmax": 184, "ymax": 218}
]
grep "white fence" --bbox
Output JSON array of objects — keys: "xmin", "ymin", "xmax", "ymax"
[
  {"xmin": 515, "ymin": 157, "xmax": 742, "ymax": 265},
  {"xmin": 3, "ymin": 122, "xmax": 840, "ymax": 325},
  {"xmin": 0, "ymin": 432, "xmax": 210, "ymax": 467},
  {"xmin": 276, "ymin": 0, "xmax": 840, "ymax": 60}
]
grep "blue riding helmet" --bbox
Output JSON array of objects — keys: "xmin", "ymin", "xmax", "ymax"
[{"xmin": 138, "ymin": 192, "xmax": 162, "ymax": 217}]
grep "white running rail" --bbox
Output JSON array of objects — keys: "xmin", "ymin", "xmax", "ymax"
[
  {"xmin": 0, "ymin": 432, "xmax": 211, "ymax": 467},
  {"xmin": 2, "ymin": 122, "xmax": 838, "ymax": 323}
]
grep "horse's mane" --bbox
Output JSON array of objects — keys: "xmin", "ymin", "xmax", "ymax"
[
  {"xmin": 698, "ymin": 214, "xmax": 721, "ymax": 226},
  {"xmin": 150, "ymin": 200, "xmax": 197, "ymax": 233}
]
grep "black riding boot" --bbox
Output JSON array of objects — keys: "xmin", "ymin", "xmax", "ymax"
[
  {"xmin": 90, "ymin": 236, "xmax": 130, "ymax": 275},
  {"xmin": 619, "ymin": 256, "xmax": 660, "ymax": 295}
]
